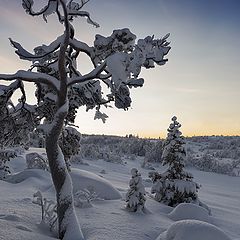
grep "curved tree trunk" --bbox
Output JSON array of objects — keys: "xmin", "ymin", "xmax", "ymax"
[
  {"xmin": 44, "ymin": 1, "xmax": 84, "ymax": 239},
  {"xmin": 46, "ymin": 106, "xmax": 84, "ymax": 240}
]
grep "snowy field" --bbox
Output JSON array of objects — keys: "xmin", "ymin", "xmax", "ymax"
[{"xmin": 0, "ymin": 147, "xmax": 240, "ymax": 240}]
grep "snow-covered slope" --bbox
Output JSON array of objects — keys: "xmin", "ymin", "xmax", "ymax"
[{"xmin": 0, "ymin": 148, "xmax": 240, "ymax": 240}]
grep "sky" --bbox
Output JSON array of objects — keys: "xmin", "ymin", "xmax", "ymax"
[{"xmin": 0, "ymin": 0, "xmax": 240, "ymax": 138}]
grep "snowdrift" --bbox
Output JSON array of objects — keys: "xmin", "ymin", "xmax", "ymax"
[
  {"xmin": 5, "ymin": 169, "xmax": 51, "ymax": 184},
  {"xmin": 5, "ymin": 168, "xmax": 121, "ymax": 200},
  {"xmin": 156, "ymin": 219, "xmax": 231, "ymax": 240},
  {"xmin": 168, "ymin": 203, "xmax": 211, "ymax": 222},
  {"xmin": 70, "ymin": 168, "xmax": 122, "ymax": 200}
]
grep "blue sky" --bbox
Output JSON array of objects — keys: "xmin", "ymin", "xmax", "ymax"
[{"xmin": 0, "ymin": 0, "xmax": 240, "ymax": 137}]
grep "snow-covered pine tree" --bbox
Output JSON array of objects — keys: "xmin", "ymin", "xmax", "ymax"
[
  {"xmin": 126, "ymin": 168, "xmax": 146, "ymax": 212},
  {"xmin": 0, "ymin": 1, "xmax": 170, "ymax": 239},
  {"xmin": 162, "ymin": 116, "xmax": 189, "ymax": 179},
  {"xmin": 150, "ymin": 116, "xmax": 200, "ymax": 206}
]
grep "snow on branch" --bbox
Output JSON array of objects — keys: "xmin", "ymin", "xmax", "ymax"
[
  {"xmin": 22, "ymin": 0, "xmax": 59, "ymax": 23},
  {"xmin": 66, "ymin": 0, "xmax": 99, "ymax": 27},
  {"xmin": 9, "ymin": 36, "xmax": 63, "ymax": 61},
  {"xmin": 67, "ymin": 9, "xmax": 99, "ymax": 28},
  {"xmin": 126, "ymin": 78, "xmax": 144, "ymax": 88},
  {"xmin": 69, "ymin": 38, "xmax": 93, "ymax": 56},
  {"xmin": 68, "ymin": 61, "xmax": 107, "ymax": 86},
  {"xmin": 91, "ymin": 29, "xmax": 170, "ymax": 92},
  {"xmin": 0, "ymin": 80, "xmax": 23, "ymax": 101},
  {"xmin": 93, "ymin": 28, "xmax": 137, "ymax": 65},
  {"xmin": 0, "ymin": 70, "xmax": 60, "ymax": 91},
  {"xmin": 135, "ymin": 34, "xmax": 171, "ymax": 68},
  {"xmin": 22, "ymin": 0, "xmax": 99, "ymax": 27}
]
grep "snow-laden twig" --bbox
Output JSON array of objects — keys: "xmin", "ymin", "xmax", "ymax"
[{"xmin": 32, "ymin": 191, "xmax": 58, "ymax": 232}]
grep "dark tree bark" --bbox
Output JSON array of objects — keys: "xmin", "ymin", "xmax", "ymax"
[
  {"xmin": 45, "ymin": 1, "xmax": 84, "ymax": 239},
  {"xmin": 46, "ymin": 109, "xmax": 83, "ymax": 239}
]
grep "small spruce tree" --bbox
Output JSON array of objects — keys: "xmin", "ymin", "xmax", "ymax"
[
  {"xmin": 126, "ymin": 168, "xmax": 146, "ymax": 212},
  {"xmin": 150, "ymin": 116, "xmax": 200, "ymax": 206}
]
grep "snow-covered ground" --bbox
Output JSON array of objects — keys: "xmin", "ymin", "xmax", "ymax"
[{"xmin": 0, "ymin": 148, "xmax": 240, "ymax": 240}]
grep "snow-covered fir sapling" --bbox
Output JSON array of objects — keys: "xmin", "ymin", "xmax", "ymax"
[
  {"xmin": 126, "ymin": 168, "xmax": 146, "ymax": 212},
  {"xmin": 150, "ymin": 116, "xmax": 200, "ymax": 207},
  {"xmin": 0, "ymin": 0, "xmax": 170, "ymax": 239}
]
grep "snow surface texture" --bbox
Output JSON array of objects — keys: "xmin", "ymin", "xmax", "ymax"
[
  {"xmin": 0, "ymin": 148, "xmax": 239, "ymax": 240},
  {"xmin": 156, "ymin": 220, "xmax": 232, "ymax": 240}
]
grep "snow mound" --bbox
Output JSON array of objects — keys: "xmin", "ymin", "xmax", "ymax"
[
  {"xmin": 70, "ymin": 168, "xmax": 122, "ymax": 200},
  {"xmin": 5, "ymin": 168, "xmax": 121, "ymax": 200},
  {"xmin": 156, "ymin": 220, "xmax": 232, "ymax": 240},
  {"xmin": 168, "ymin": 203, "xmax": 210, "ymax": 222},
  {"xmin": 4, "ymin": 169, "xmax": 51, "ymax": 184}
]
